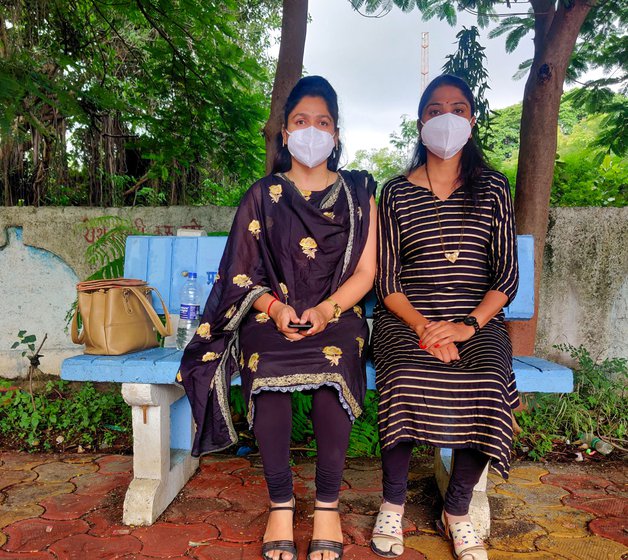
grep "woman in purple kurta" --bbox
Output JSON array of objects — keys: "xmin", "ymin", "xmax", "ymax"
[{"xmin": 177, "ymin": 76, "xmax": 377, "ymax": 560}]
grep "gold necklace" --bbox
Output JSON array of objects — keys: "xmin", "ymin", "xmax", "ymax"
[
  {"xmin": 285, "ymin": 169, "xmax": 330, "ymax": 197},
  {"xmin": 424, "ymin": 164, "xmax": 465, "ymax": 264}
]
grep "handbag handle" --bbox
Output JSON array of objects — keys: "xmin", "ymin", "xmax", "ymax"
[
  {"xmin": 70, "ymin": 305, "xmax": 84, "ymax": 344},
  {"xmin": 127, "ymin": 286, "xmax": 173, "ymax": 338},
  {"xmin": 71, "ymin": 285, "xmax": 174, "ymax": 344}
]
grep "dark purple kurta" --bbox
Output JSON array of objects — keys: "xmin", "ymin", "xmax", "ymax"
[{"xmin": 178, "ymin": 170, "xmax": 376, "ymax": 457}]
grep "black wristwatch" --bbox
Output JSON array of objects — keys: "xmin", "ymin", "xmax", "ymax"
[{"xmin": 459, "ymin": 315, "xmax": 480, "ymax": 335}]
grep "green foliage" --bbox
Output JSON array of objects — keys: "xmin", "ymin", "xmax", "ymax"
[
  {"xmin": 564, "ymin": 90, "xmax": 628, "ymax": 160},
  {"xmin": 11, "ymin": 330, "xmax": 37, "ymax": 357},
  {"xmin": 351, "ymin": 147, "xmax": 407, "ymax": 195},
  {"xmin": 442, "ymin": 26, "xmax": 492, "ymax": 144},
  {"xmin": 0, "ymin": 380, "xmax": 131, "ymax": 451},
  {"xmin": 350, "ymin": 114, "xmax": 417, "ymax": 190},
  {"xmin": 0, "ymin": 0, "xmax": 278, "ymax": 206},
  {"xmin": 514, "ymin": 345, "xmax": 627, "ymax": 459},
  {"xmin": 347, "ymin": 391, "xmax": 380, "ymax": 457},
  {"xmin": 79, "ymin": 216, "xmax": 143, "ymax": 281},
  {"xmin": 485, "ymin": 93, "xmax": 627, "ymax": 207}
]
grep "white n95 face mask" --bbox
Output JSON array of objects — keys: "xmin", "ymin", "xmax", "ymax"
[
  {"xmin": 286, "ymin": 126, "xmax": 335, "ymax": 168},
  {"xmin": 420, "ymin": 113, "xmax": 473, "ymax": 160}
]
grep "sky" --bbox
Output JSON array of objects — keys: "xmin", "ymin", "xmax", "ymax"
[{"xmin": 298, "ymin": 0, "xmax": 535, "ymax": 162}]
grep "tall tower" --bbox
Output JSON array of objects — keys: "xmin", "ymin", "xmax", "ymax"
[{"xmin": 421, "ymin": 32, "xmax": 429, "ymax": 94}]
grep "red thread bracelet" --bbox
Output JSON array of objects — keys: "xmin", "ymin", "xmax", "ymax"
[{"xmin": 267, "ymin": 297, "xmax": 279, "ymax": 316}]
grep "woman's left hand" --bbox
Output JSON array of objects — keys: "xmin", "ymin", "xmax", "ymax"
[
  {"xmin": 420, "ymin": 320, "xmax": 475, "ymax": 350},
  {"xmin": 300, "ymin": 304, "xmax": 332, "ymax": 336}
]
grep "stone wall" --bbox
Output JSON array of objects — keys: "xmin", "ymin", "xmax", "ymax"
[
  {"xmin": 0, "ymin": 206, "xmax": 625, "ymax": 377},
  {"xmin": 0, "ymin": 206, "xmax": 236, "ymax": 377},
  {"xmin": 536, "ymin": 207, "xmax": 628, "ymax": 363}
]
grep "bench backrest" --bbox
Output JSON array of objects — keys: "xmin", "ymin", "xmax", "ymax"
[{"xmin": 124, "ymin": 234, "xmax": 534, "ymax": 320}]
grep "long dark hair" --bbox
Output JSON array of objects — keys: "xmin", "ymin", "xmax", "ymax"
[
  {"xmin": 407, "ymin": 74, "xmax": 490, "ymax": 200},
  {"xmin": 271, "ymin": 76, "xmax": 343, "ymax": 174}
]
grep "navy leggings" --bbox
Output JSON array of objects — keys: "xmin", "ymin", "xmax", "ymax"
[
  {"xmin": 382, "ymin": 442, "xmax": 489, "ymax": 515},
  {"xmin": 253, "ymin": 387, "xmax": 352, "ymax": 503}
]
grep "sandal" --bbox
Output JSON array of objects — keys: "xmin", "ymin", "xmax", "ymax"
[
  {"xmin": 436, "ymin": 510, "xmax": 488, "ymax": 560},
  {"xmin": 262, "ymin": 499, "xmax": 297, "ymax": 560},
  {"xmin": 370, "ymin": 505, "xmax": 404, "ymax": 558},
  {"xmin": 307, "ymin": 506, "xmax": 344, "ymax": 560}
]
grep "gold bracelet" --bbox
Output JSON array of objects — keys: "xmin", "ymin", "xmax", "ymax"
[{"xmin": 325, "ymin": 297, "xmax": 342, "ymax": 319}]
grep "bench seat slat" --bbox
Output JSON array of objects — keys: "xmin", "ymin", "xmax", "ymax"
[
  {"xmin": 513, "ymin": 356, "xmax": 574, "ymax": 393},
  {"xmin": 63, "ymin": 351, "xmax": 572, "ymax": 393}
]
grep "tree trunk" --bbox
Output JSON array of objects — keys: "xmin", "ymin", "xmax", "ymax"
[
  {"xmin": 262, "ymin": 0, "xmax": 308, "ymax": 173},
  {"xmin": 508, "ymin": 0, "xmax": 592, "ymax": 355}
]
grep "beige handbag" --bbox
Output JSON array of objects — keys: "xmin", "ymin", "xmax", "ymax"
[{"xmin": 71, "ymin": 278, "xmax": 172, "ymax": 355}]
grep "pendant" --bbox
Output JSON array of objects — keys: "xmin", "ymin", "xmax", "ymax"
[{"xmin": 444, "ymin": 251, "xmax": 460, "ymax": 263}]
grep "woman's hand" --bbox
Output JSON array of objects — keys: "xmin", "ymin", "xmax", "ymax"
[
  {"xmin": 420, "ymin": 320, "xmax": 475, "ymax": 351},
  {"xmin": 299, "ymin": 303, "xmax": 333, "ymax": 336},
  {"xmin": 270, "ymin": 303, "xmax": 305, "ymax": 341},
  {"xmin": 426, "ymin": 342, "xmax": 460, "ymax": 363}
]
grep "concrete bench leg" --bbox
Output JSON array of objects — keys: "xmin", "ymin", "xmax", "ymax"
[
  {"xmin": 121, "ymin": 383, "xmax": 199, "ymax": 525},
  {"xmin": 434, "ymin": 448, "xmax": 490, "ymax": 539}
]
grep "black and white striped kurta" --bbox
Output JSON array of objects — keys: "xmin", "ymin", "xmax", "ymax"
[{"xmin": 372, "ymin": 170, "xmax": 519, "ymax": 477}]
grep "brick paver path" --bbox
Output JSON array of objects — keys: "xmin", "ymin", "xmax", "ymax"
[{"xmin": 0, "ymin": 452, "xmax": 625, "ymax": 559}]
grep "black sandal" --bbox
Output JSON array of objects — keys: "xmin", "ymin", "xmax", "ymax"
[
  {"xmin": 307, "ymin": 506, "xmax": 344, "ymax": 560},
  {"xmin": 262, "ymin": 500, "xmax": 297, "ymax": 560}
]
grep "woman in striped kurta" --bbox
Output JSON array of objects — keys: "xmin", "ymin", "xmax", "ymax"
[{"xmin": 370, "ymin": 75, "xmax": 519, "ymax": 560}]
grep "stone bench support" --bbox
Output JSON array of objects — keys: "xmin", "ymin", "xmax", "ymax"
[{"xmin": 121, "ymin": 383, "xmax": 198, "ymax": 525}]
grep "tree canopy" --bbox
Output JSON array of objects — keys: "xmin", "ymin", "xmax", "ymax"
[{"xmin": 0, "ymin": 0, "xmax": 281, "ymax": 206}]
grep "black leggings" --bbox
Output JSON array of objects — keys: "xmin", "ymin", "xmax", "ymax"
[
  {"xmin": 253, "ymin": 386, "xmax": 352, "ymax": 503},
  {"xmin": 382, "ymin": 442, "xmax": 489, "ymax": 515}
]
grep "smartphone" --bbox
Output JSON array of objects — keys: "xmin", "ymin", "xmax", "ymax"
[{"xmin": 288, "ymin": 322, "xmax": 313, "ymax": 330}]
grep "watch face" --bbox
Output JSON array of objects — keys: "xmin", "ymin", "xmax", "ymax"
[{"xmin": 463, "ymin": 316, "xmax": 478, "ymax": 326}]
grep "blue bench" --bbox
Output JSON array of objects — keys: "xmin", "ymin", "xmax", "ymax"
[{"xmin": 62, "ymin": 234, "xmax": 573, "ymax": 527}]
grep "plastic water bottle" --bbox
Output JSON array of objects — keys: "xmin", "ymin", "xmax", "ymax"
[
  {"xmin": 579, "ymin": 432, "xmax": 614, "ymax": 455},
  {"xmin": 176, "ymin": 272, "xmax": 201, "ymax": 350}
]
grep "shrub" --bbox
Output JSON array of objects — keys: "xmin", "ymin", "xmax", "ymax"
[
  {"xmin": 514, "ymin": 344, "xmax": 627, "ymax": 459},
  {"xmin": 0, "ymin": 379, "xmax": 131, "ymax": 452}
]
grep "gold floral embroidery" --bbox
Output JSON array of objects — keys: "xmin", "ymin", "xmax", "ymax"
[
  {"xmin": 239, "ymin": 351, "xmax": 244, "ymax": 368},
  {"xmin": 322, "ymin": 346, "xmax": 342, "ymax": 366},
  {"xmin": 255, "ymin": 312, "xmax": 270, "ymax": 323},
  {"xmin": 353, "ymin": 305, "xmax": 363, "ymax": 319},
  {"xmin": 323, "ymin": 211, "xmax": 335, "ymax": 220},
  {"xmin": 300, "ymin": 237, "xmax": 318, "ymax": 259},
  {"xmin": 225, "ymin": 305, "xmax": 237, "ymax": 319},
  {"xmin": 248, "ymin": 219, "xmax": 261, "ymax": 239},
  {"xmin": 301, "ymin": 190, "xmax": 312, "ymax": 201},
  {"xmin": 248, "ymin": 352, "xmax": 260, "ymax": 372},
  {"xmin": 233, "ymin": 274, "xmax": 253, "ymax": 288},
  {"xmin": 269, "ymin": 184, "xmax": 283, "ymax": 203},
  {"xmin": 196, "ymin": 323, "xmax": 211, "ymax": 339},
  {"xmin": 215, "ymin": 272, "xmax": 221, "ymax": 281},
  {"xmin": 356, "ymin": 337, "xmax": 365, "ymax": 358},
  {"xmin": 202, "ymin": 351, "xmax": 221, "ymax": 362},
  {"xmin": 176, "ymin": 371, "xmax": 183, "ymax": 382}
]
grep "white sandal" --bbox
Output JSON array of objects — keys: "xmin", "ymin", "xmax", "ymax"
[
  {"xmin": 370, "ymin": 506, "xmax": 404, "ymax": 558},
  {"xmin": 436, "ymin": 511, "xmax": 488, "ymax": 560}
]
